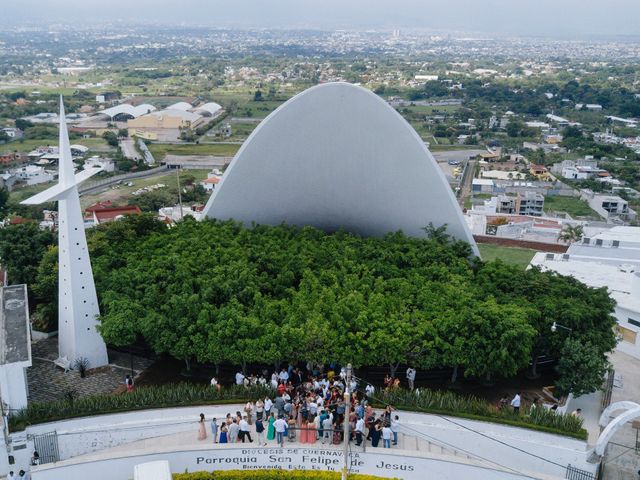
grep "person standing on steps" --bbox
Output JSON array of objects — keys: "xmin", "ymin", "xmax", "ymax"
[
  {"xmin": 355, "ymin": 415, "xmax": 365, "ymax": 446},
  {"xmin": 267, "ymin": 412, "xmax": 276, "ymax": 441},
  {"xmin": 197, "ymin": 413, "xmax": 207, "ymax": 441},
  {"xmin": 255, "ymin": 417, "xmax": 267, "ymax": 446},
  {"xmin": 274, "ymin": 415, "xmax": 287, "ymax": 447},
  {"xmin": 239, "ymin": 415, "xmax": 253, "ymax": 443},
  {"xmin": 210, "ymin": 417, "xmax": 218, "ymax": 443}
]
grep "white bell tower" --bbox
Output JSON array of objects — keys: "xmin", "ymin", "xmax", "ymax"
[{"xmin": 22, "ymin": 98, "xmax": 108, "ymax": 369}]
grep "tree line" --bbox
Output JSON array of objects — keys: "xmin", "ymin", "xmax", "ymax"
[{"xmin": 29, "ymin": 215, "xmax": 614, "ymax": 396}]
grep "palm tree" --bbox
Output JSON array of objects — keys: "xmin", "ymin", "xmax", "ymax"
[{"xmin": 557, "ymin": 224, "xmax": 584, "ymax": 244}]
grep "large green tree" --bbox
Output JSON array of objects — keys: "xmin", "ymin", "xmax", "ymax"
[
  {"xmin": 52, "ymin": 218, "xmax": 617, "ymax": 390},
  {"xmin": 0, "ymin": 223, "xmax": 55, "ymax": 286}
]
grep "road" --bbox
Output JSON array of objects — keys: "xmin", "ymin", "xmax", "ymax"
[
  {"xmin": 457, "ymin": 157, "xmax": 478, "ymax": 209},
  {"xmin": 119, "ymin": 138, "xmax": 141, "ymax": 161},
  {"xmin": 78, "ymin": 166, "xmax": 168, "ymax": 196}
]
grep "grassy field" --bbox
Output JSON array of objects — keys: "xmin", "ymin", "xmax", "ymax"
[
  {"xmin": 5, "ymin": 137, "xmax": 112, "ymax": 153},
  {"xmin": 401, "ymin": 104, "xmax": 460, "ymax": 115},
  {"xmin": 8, "ymin": 182, "xmax": 53, "ymax": 203},
  {"xmin": 543, "ymin": 195, "xmax": 598, "ymax": 218},
  {"xmin": 80, "ymin": 169, "xmax": 210, "ymax": 208},
  {"xmin": 147, "ymin": 143, "xmax": 240, "ymax": 160},
  {"xmin": 477, "ymin": 243, "xmax": 537, "ymax": 269},
  {"xmin": 430, "ymin": 144, "xmax": 479, "ymax": 151}
]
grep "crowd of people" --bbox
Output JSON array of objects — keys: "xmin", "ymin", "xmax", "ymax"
[{"xmin": 200, "ymin": 364, "xmax": 401, "ymax": 448}]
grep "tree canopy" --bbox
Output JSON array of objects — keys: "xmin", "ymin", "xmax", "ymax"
[{"xmin": 71, "ymin": 216, "xmax": 617, "ymax": 394}]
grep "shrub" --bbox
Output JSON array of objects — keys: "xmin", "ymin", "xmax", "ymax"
[
  {"xmin": 376, "ymin": 389, "xmax": 586, "ymax": 439},
  {"xmin": 9, "ymin": 384, "xmax": 585, "ymax": 439},
  {"xmin": 9, "ymin": 384, "xmax": 273, "ymax": 432},
  {"xmin": 173, "ymin": 471, "xmax": 393, "ymax": 480}
]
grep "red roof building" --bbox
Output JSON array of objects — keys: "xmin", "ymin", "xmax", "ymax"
[{"xmin": 88, "ymin": 205, "xmax": 142, "ymax": 225}]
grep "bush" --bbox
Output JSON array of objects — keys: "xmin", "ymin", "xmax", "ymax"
[
  {"xmin": 174, "ymin": 471, "xmax": 393, "ymax": 480},
  {"xmin": 376, "ymin": 389, "xmax": 586, "ymax": 440},
  {"xmin": 9, "ymin": 384, "xmax": 273, "ymax": 432},
  {"xmin": 9, "ymin": 383, "xmax": 585, "ymax": 439}
]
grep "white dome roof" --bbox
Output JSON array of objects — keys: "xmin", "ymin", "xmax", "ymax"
[{"xmin": 202, "ymin": 82, "xmax": 477, "ymax": 252}]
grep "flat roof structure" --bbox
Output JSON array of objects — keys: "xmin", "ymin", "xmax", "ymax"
[
  {"xmin": 0, "ymin": 284, "xmax": 31, "ymax": 367},
  {"xmin": 568, "ymin": 226, "xmax": 640, "ymax": 267},
  {"xmin": 202, "ymin": 82, "xmax": 478, "ymax": 253}
]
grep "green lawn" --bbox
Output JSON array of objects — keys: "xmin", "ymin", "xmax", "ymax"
[
  {"xmin": 147, "ymin": 143, "xmax": 240, "ymax": 160},
  {"xmin": 477, "ymin": 243, "xmax": 537, "ymax": 269},
  {"xmin": 5, "ymin": 137, "xmax": 112, "ymax": 153},
  {"xmin": 9, "ymin": 182, "xmax": 53, "ymax": 203},
  {"xmin": 543, "ymin": 195, "xmax": 598, "ymax": 218},
  {"xmin": 401, "ymin": 104, "xmax": 460, "ymax": 115}
]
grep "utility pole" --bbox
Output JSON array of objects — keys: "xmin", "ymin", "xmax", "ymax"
[
  {"xmin": 342, "ymin": 363, "xmax": 352, "ymax": 480},
  {"xmin": 176, "ymin": 167, "xmax": 184, "ymax": 220}
]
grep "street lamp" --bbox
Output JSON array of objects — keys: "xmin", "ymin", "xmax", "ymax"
[{"xmin": 551, "ymin": 321, "xmax": 573, "ymax": 333}]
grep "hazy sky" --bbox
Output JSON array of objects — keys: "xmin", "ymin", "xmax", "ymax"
[{"xmin": 3, "ymin": 0, "xmax": 640, "ymax": 37}]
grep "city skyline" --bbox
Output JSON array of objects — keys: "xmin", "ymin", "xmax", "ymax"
[{"xmin": 3, "ymin": 0, "xmax": 640, "ymax": 38}]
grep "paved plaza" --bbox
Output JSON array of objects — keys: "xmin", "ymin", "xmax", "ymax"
[{"xmin": 27, "ymin": 337, "xmax": 153, "ymax": 402}]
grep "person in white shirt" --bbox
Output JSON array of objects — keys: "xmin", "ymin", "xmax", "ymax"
[
  {"xmin": 309, "ymin": 400, "xmax": 318, "ymax": 416},
  {"xmin": 264, "ymin": 397, "xmax": 273, "ymax": 418},
  {"xmin": 511, "ymin": 392, "xmax": 521, "ymax": 414},
  {"xmin": 7, "ymin": 471, "xmax": 16, "ymax": 480},
  {"xmin": 228, "ymin": 418, "xmax": 240, "ymax": 443},
  {"xmin": 382, "ymin": 425, "xmax": 392, "ymax": 448},
  {"xmin": 365, "ymin": 384, "xmax": 375, "ymax": 397},
  {"xmin": 278, "ymin": 369, "xmax": 289, "ymax": 382},
  {"xmin": 355, "ymin": 416, "xmax": 365, "ymax": 446},
  {"xmin": 239, "ymin": 416, "xmax": 253, "ymax": 443},
  {"xmin": 271, "ymin": 372, "xmax": 279, "ymax": 389},
  {"xmin": 321, "ymin": 416, "xmax": 333, "ymax": 444},
  {"xmin": 391, "ymin": 415, "xmax": 400, "ymax": 445},
  {"xmin": 210, "ymin": 377, "xmax": 220, "ymax": 391},
  {"xmin": 235, "ymin": 371, "xmax": 245, "ymax": 386},
  {"xmin": 406, "ymin": 367, "xmax": 416, "ymax": 390},
  {"xmin": 273, "ymin": 416, "xmax": 287, "ymax": 447}
]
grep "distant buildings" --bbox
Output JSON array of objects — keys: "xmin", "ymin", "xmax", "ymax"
[
  {"xmin": 85, "ymin": 203, "xmax": 142, "ymax": 226},
  {"xmin": 84, "ymin": 156, "xmax": 115, "ymax": 173},
  {"xmin": 1, "ymin": 127, "xmax": 23, "ymax": 140},
  {"xmin": 476, "ymin": 192, "xmax": 545, "ymax": 217},
  {"xmin": 580, "ymin": 191, "xmax": 637, "ymax": 221},
  {"xmin": 14, "ymin": 165, "xmax": 54, "ymax": 186},
  {"xmin": 200, "ymin": 169, "xmax": 222, "ymax": 193},
  {"xmin": 550, "ymin": 157, "xmax": 610, "ymax": 181}
]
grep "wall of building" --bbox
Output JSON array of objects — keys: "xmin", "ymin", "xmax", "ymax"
[
  {"xmin": 29, "ymin": 446, "xmax": 538, "ymax": 480},
  {"xmin": 615, "ymin": 305, "xmax": 640, "ymax": 360},
  {"xmin": 0, "ymin": 364, "xmax": 29, "ymax": 411},
  {"xmin": 9, "ymin": 405, "xmax": 593, "ymax": 480}
]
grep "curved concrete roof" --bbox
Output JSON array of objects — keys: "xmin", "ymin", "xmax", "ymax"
[
  {"xmin": 98, "ymin": 104, "xmax": 156, "ymax": 119},
  {"xmin": 167, "ymin": 101, "xmax": 192, "ymax": 111},
  {"xmin": 202, "ymin": 82, "xmax": 477, "ymax": 253},
  {"xmin": 194, "ymin": 102, "xmax": 222, "ymax": 116}
]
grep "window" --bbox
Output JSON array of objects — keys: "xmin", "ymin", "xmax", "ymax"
[
  {"xmin": 617, "ymin": 325, "xmax": 637, "ymax": 344},
  {"xmin": 629, "ymin": 318, "xmax": 640, "ymax": 329}
]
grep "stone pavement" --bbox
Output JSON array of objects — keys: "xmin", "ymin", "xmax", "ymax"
[
  {"xmin": 27, "ymin": 337, "xmax": 154, "ymax": 403},
  {"xmin": 600, "ymin": 350, "xmax": 640, "ymax": 480}
]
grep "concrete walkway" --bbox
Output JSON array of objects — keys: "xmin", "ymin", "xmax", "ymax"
[{"xmin": 600, "ymin": 350, "xmax": 640, "ymax": 479}]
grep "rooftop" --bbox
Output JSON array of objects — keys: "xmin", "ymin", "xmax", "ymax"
[
  {"xmin": 0, "ymin": 284, "xmax": 31, "ymax": 366},
  {"xmin": 530, "ymin": 253, "xmax": 640, "ymax": 313}
]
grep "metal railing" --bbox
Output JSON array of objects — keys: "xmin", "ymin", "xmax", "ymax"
[
  {"xmin": 30, "ymin": 431, "xmax": 60, "ymax": 465},
  {"xmin": 566, "ymin": 464, "xmax": 596, "ymax": 480}
]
